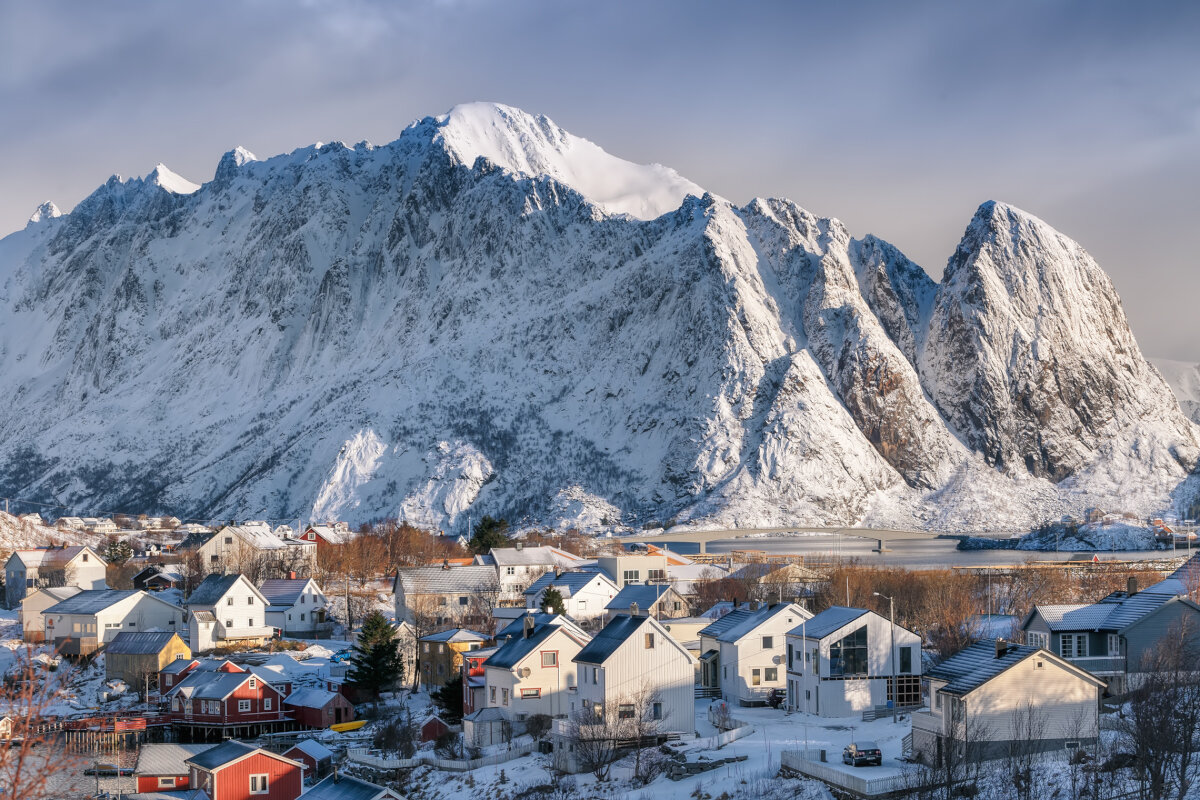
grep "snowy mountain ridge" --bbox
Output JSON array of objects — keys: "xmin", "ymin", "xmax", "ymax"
[{"xmin": 0, "ymin": 102, "xmax": 1195, "ymax": 532}]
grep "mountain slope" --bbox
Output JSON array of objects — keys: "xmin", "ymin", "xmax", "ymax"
[{"xmin": 0, "ymin": 103, "xmax": 1195, "ymax": 531}]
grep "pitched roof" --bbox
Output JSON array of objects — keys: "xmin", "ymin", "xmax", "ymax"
[
  {"xmin": 496, "ymin": 612, "xmax": 586, "ymax": 641},
  {"xmin": 523, "ymin": 569, "xmax": 612, "ymax": 598},
  {"xmin": 486, "ymin": 623, "xmax": 581, "ymax": 670},
  {"xmin": 479, "ymin": 546, "xmax": 585, "ymax": 568},
  {"xmin": 306, "ymin": 525, "xmax": 352, "ymax": 545},
  {"xmin": 575, "ymin": 614, "xmax": 653, "ymax": 664},
  {"xmin": 105, "ymin": 631, "xmax": 183, "ymax": 655},
  {"xmin": 304, "ymin": 774, "xmax": 398, "ymax": 800},
  {"xmin": 698, "ymin": 609, "xmax": 758, "ymax": 639},
  {"xmin": 284, "ymin": 738, "xmax": 334, "ymax": 762},
  {"xmin": 186, "ymin": 740, "xmax": 258, "ymax": 770},
  {"xmin": 604, "ymin": 583, "xmax": 679, "ymax": 611},
  {"xmin": 704, "ymin": 603, "xmax": 808, "ymax": 644},
  {"xmin": 31, "ymin": 586, "xmax": 83, "ymax": 602},
  {"xmin": 134, "ymin": 743, "xmax": 216, "ymax": 776},
  {"xmin": 394, "ymin": 565, "xmax": 497, "ymax": 595},
  {"xmin": 44, "ymin": 589, "xmax": 141, "ymax": 615},
  {"xmin": 257, "ymin": 578, "xmax": 316, "ymax": 607},
  {"xmin": 186, "ymin": 574, "xmax": 266, "ymax": 606},
  {"xmin": 925, "ymin": 641, "xmax": 1103, "ymax": 696},
  {"xmin": 217, "ymin": 524, "xmax": 305, "ymax": 552},
  {"xmin": 1032, "ymin": 603, "xmax": 1115, "ymax": 631},
  {"xmin": 10, "ymin": 546, "xmax": 101, "ymax": 570},
  {"xmin": 283, "ymin": 687, "xmax": 339, "ymax": 709},
  {"xmin": 420, "ymin": 628, "xmax": 489, "ymax": 644},
  {"xmin": 788, "ymin": 606, "xmax": 868, "ymax": 639},
  {"xmin": 160, "ymin": 657, "xmax": 200, "ymax": 675},
  {"xmin": 173, "ymin": 672, "xmax": 255, "ymax": 701}
]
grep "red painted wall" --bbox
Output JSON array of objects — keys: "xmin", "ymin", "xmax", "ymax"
[
  {"xmin": 202, "ymin": 752, "xmax": 302, "ymax": 800},
  {"xmin": 136, "ymin": 774, "xmax": 189, "ymax": 792}
]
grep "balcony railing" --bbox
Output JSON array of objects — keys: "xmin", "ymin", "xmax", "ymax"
[
  {"xmin": 910, "ymin": 709, "xmax": 943, "ymax": 736},
  {"xmin": 1064, "ymin": 655, "xmax": 1125, "ymax": 675}
]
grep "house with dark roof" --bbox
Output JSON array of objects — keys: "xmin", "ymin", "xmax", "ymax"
[
  {"xmin": 604, "ymin": 583, "xmax": 689, "ymax": 622},
  {"xmin": 696, "ymin": 601, "xmax": 811, "ymax": 706},
  {"xmin": 418, "ymin": 628, "xmax": 490, "ymax": 690},
  {"xmin": 475, "ymin": 545, "xmax": 589, "ymax": 603},
  {"xmin": 783, "ymin": 605, "xmax": 921, "ymax": 717},
  {"xmin": 257, "ymin": 577, "xmax": 331, "ymax": 638},
  {"xmin": 185, "ymin": 740, "xmax": 303, "ymax": 800},
  {"xmin": 133, "ymin": 742, "xmax": 215, "ymax": 793},
  {"xmin": 302, "ymin": 774, "xmax": 402, "ymax": 800},
  {"xmin": 910, "ymin": 640, "xmax": 1105, "ymax": 765},
  {"xmin": 495, "ymin": 611, "xmax": 587, "ymax": 643},
  {"xmin": 104, "ymin": 630, "xmax": 191, "ymax": 690},
  {"xmin": 5, "ymin": 545, "xmax": 106, "ymax": 608},
  {"xmin": 42, "ymin": 589, "xmax": 185, "ymax": 657},
  {"xmin": 165, "ymin": 661, "xmax": 293, "ymax": 739},
  {"xmin": 392, "ymin": 565, "xmax": 499, "ymax": 627},
  {"xmin": 524, "ymin": 569, "xmax": 618, "ymax": 623},
  {"xmin": 281, "ymin": 738, "xmax": 334, "ymax": 779},
  {"xmin": 1021, "ymin": 576, "xmax": 1200, "ymax": 695},
  {"xmin": 133, "ymin": 565, "xmax": 185, "ymax": 592},
  {"xmin": 186, "ymin": 574, "xmax": 273, "ymax": 651}
]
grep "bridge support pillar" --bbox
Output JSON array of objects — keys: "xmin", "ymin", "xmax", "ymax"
[
  {"xmin": 698, "ymin": 540, "xmax": 707, "ymax": 554},
  {"xmin": 873, "ymin": 539, "xmax": 890, "ymax": 553}
]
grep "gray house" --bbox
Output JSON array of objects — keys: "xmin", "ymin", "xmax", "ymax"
[{"xmin": 1021, "ymin": 577, "xmax": 1200, "ymax": 695}]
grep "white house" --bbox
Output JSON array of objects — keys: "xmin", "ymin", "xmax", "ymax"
[
  {"xmin": 257, "ymin": 577, "xmax": 331, "ymax": 637},
  {"xmin": 697, "ymin": 602, "xmax": 811, "ymax": 705},
  {"xmin": 20, "ymin": 586, "xmax": 81, "ymax": 642},
  {"xmin": 177, "ymin": 523, "xmax": 315, "ymax": 575},
  {"xmin": 466, "ymin": 616, "xmax": 590, "ymax": 745},
  {"xmin": 784, "ymin": 605, "xmax": 922, "ymax": 718},
  {"xmin": 185, "ymin": 574, "xmax": 273, "ymax": 651},
  {"xmin": 595, "ymin": 555, "xmax": 668, "ymax": 590},
  {"xmin": 42, "ymin": 589, "xmax": 186, "ymax": 656},
  {"xmin": 393, "ymin": 565, "xmax": 500, "ymax": 626},
  {"xmin": 4, "ymin": 546, "xmax": 107, "ymax": 608},
  {"xmin": 475, "ymin": 546, "xmax": 588, "ymax": 603},
  {"xmin": 572, "ymin": 612, "xmax": 696, "ymax": 733},
  {"xmin": 523, "ymin": 570, "xmax": 618, "ymax": 624},
  {"xmin": 604, "ymin": 584, "xmax": 690, "ymax": 622},
  {"xmin": 911, "ymin": 640, "xmax": 1104, "ymax": 764}
]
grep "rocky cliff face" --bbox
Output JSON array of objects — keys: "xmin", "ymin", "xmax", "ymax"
[{"xmin": 0, "ymin": 103, "xmax": 1194, "ymax": 531}]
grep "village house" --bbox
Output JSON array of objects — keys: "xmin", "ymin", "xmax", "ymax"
[
  {"xmin": 258, "ymin": 576, "xmax": 331, "ymax": 638},
  {"xmin": 283, "ymin": 687, "xmax": 355, "ymax": 728},
  {"xmin": 282, "ymin": 738, "xmax": 335, "ymax": 779},
  {"xmin": 300, "ymin": 523, "xmax": 354, "ymax": 550},
  {"xmin": 19, "ymin": 586, "xmax": 80, "ymax": 642},
  {"xmin": 185, "ymin": 740, "xmax": 304, "ymax": 800},
  {"xmin": 4, "ymin": 545, "xmax": 106, "ymax": 608},
  {"xmin": 1021, "ymin": 576, "xmax": 1200, "ymax": 695},
  {"xmin": 418, "ymin": 628, "xmax": 490, "ymax": 690},
  {"xmin": 462, "ymin": 645, "xmax": 499, "ymax": 715},
  {"xmin": 393, "ymin": 564, "xmax": 500, "ymax": 627},
  {"xmin": 475, "ymin": 544, "xmax": 589, "ymax": 604},
  {"xmin": 186, "ymin": 573, "xmax": 274, "ymax": 651},
  {"xmin": 42, "ymin": 589, "xmax": 186, "ymax": 657},
  {"xmin": 178, "ymin": 522, "xmax": 316, "ymax": 576},
  {"xmin": 165, "ymin": 661, "xmax": 293, "ymax": 740},
  {"xmin": 303, "ymin": 774, "xmax": 403, "ymax": 800},
  {"xmin": 104, "ymin": 630, "xmax": 191, "ymax": 691},
  {"xmin": 81, "ymin": 517, "xmax": 119, "ymax": 534},
  {"xmin": 784, "ymin": 605, "xmax": 922, "ymax": 717},
  {"xmin": 132, "ymin": 564, "xmax": 185, "ymax": 592},
  {"xmin": 595, "ymin": 554, "xmax": 669, "ymax": 590},
  {"xmin": 495, "ymin": 610, "xmax": 589, "ymax": 642},
  {"xmin": 523, "ymin": 569, "xmax": 618, "ymax": 624},
  {"xmin": 393, "ymin": 619, "xmax": 417, "ymax": 683},
  {"xmin": 910, "ymin": 640, "xmax": 1105, "ymax": 764},
  {"xmin": 604, "ymin": 584, "xmax": 689, "ymax": 622},
  {"xmin": 132, "ymin": 742, "xmax": 215, "ymax": 793},
  {"xmin": 696, "ymin": 602, "xmax": 812, "ymax": 705}
]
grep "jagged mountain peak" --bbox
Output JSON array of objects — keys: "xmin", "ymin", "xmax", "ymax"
[
  {"xmin": 213, "ymin": 145, "xmax": 258, "ymax": 182},
  {"xmin": 427, "ymin": 101, "xmax": 706, "ymax": 221},
  {"xmin": 146, "ymin": 163, "xmax": 201, "ymax": 195},
  {"xmin": 26, "ymin": 200, "xmax": 61, "ymax": 226}
]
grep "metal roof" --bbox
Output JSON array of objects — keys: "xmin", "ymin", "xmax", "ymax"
[
  {"xmin": 787, "ymin": 606, "xmax": 869, "ymax": 640},
  {"xmin": 43, "ymin": 589, "xmax": 141, "ymax": 616},
  {"xmin": 485, "ymin": 623, "xmax": 579, "ymax": 670},
  {"xmin": 186, "ymin": 574, "xmax": 248, "ymax": 606},
  {"xmin": 420, "ymin": 628, "xmax": 489, "ymax": 644},
  {"xmin": 496, "ymin": 612, "xmax": 586, "ymax": 641},
  {"xmin": 1033, "ymin": 604, "xmax": 1115, "ymax": 631},
  {"xmin": 134, "ymin": 743, "xmax": 216, "ymax": 776},
  {"xmin": 186, "ymin": 740, "xmax": 258, "ymax": 770},
  {"xmin": 574, "ymin": 614, "xmax": 652, "ymax": 665},
  {"xmin": 927, "ymin": 641, "xmax": 1053, "ymax": 696},
  {"xmin": 257, "ymin": 578, "xmax": 314, "ymax": 607},
  {"xmin": 285, "ymin": 738, "xmax": 334, "ymax": 762},
  {"xmin": 463, "ymin": 706, "xmax": 508, "ymax": 723},
  {"xmin": 698, "ymin": 609, "xmax": 757, "ymax": 639},
  {"xmin": 105, "ymin": 631, "xmax": 183, "ymax": 655},
  {"xmin": 478, "ymin": 546, "xmax": 585, "ymax": 568},
  {"xmin": 303, "ymin": 774, "xmax": 396, "ymax": 800},
  {"xmin": 604, "ymin": 583, "xmax": 679, "ymax": 611},
  {"xmin": 523, "ymin": 569, "xmax": 611, "ymax": 598},
  {"xmin": 709, "ymin": 603, "xmax": 809, "ymax": 643},
  {"xmin": 283, "ymin": 688, "xmax": 339, "ymax": 709},
  {"xmin": 394, "ymin": 565, "xmax": 497, "ymax": 595}
]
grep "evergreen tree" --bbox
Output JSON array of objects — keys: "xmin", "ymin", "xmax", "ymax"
[
  {"xmin": 346, "ymin": 611, "xmax": 404, "ymax": 699},
  {"xmin": 102, "ymin": 538, "xmax": 133, "ymax": 566},
  {"xmin": 432, "ymin": 673, "xmax": 464, "ymax": 724},
  {"xmin": 541, "ymin": 586, "xmax": 566, "ymax": 615},
  {"xmin": 468, "ymin": 516, "xmax": 509, "ymax": 555}
]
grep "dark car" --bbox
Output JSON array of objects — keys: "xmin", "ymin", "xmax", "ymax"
[
  {"xmin": 83, "ymin": 763, "xmax": 133, "ymax": 776},
  {"xmin": 843, "ymin": 741, "xmax": 883, "ymax": 767},
  {"xmin": 767, "ymin": 688, "xmax": 786, "ymax": 708}
]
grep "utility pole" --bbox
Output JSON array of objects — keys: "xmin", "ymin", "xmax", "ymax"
[{"xmin": 874, "ymin": 592, "xmax": 897, "ymax": 723}]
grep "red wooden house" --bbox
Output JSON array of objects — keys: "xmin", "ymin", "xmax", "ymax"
[
  {"xmin": 164, "ymin": 660, "xmax": 293, "ymax": 739},
  {"xmin": 281, "ymin": 738, "xmax": 334, "ymax": 778},
  {"xmin": 133, "ymin": 743, "xmax": 216, "ymax": 793},
  {"xmin": 302, "ymin": 524, "xmax": 351, "ymax": 551},
  {"xmin": 186, "ymin": 740, "xmax": 303, "ymax": 800},
  {"xmin": 461, "ymin": 646, "xmax": 496, "ymax": 715},
  {"xmin": 282, "ymin": 687, "xmax": 354, "ymax": 728}
]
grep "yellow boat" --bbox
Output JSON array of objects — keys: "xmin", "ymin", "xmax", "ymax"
[{"xmin": 331, "ymin": 720, "xmax": 367, "ymax": 733}]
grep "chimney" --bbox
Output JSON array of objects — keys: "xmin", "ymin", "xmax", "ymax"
[
  {"xmin": 288, "ymin": 571, "xmax": 297, "ymax": 580},
  {"xmin": 515, "ymin": 542, "xmax": 523, "ymax": 551},
  {"xmin": 1127, "ymin": 576, "xmax": 1137, "ymax": 596},
  {"xmin": 442, "ymin": 558, "xmax": 450, "ymax": 571},
  {"xmin": 995, "ymin": 638, "xmax": 1007, "ymax": 659},
  {"xmin": 630, "ymin": 602, "xmax": 640, "ymax": 617},
  {"xmin": 523, "ymin": 615, "xmax": 535, "ymax": 638}
]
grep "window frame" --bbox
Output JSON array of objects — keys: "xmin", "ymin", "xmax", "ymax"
[{"xmin": 249, "ymin": 773, "xmax": 269, "ymax": 795}]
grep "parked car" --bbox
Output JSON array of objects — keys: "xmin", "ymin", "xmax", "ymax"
[
  {"xmin": 330, "ymin": 649, "xmax": 354, "ymax": 663},
  {"xmin": 843, "ymin": 741, "xmax": 882, "ymax": 767},
  {"xmin": 767, "ymin": 688, "xmax": 786, "ymax": 708}
]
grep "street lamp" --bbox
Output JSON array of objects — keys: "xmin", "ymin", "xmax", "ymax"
[{"xmin": 873, "ymin": 592, "xmax": 898, "ymax": 723}]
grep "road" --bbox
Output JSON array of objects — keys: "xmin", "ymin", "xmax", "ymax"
[{"xmin": 620, "ymin": 525, "xmax": 952, "ymax": 553}]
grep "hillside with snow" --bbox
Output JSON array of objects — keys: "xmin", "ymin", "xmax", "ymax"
[
  {"xmin": 0, "ymin": 102, "xmax": 1196, "ymax": 532},
  {"xmin": 1152, "ymin": 359, "xmax": 1200, "ymax": 424}
]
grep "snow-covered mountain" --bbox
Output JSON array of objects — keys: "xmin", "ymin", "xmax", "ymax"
[
  {"xmin": 1, "ymin": 102, "xmax": 1196, "ymax": 532},
  {"xmin": 1152, "ymin": 359, "xmax": 1200, "ymax": 425}
]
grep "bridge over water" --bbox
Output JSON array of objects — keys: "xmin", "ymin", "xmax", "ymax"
[{"xmin": 618, "ymin": 526, "xmax": 954, "ymax": 553}]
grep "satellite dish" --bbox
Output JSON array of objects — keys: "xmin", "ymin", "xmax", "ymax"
[
  {"xmin": 520, "ymin": 667, "xmax": 531, "ymax": 677},
  {"xmin": 773, "ymin": 655, "xmax": 783, "ymax": 665}
]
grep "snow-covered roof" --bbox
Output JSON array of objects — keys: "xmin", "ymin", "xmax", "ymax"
[
  {"xmin": 303, "ymin": 774, "xmax": 399, "ymax": 800},
  {"xmin": 9, "ymin": 545, "xmax": 100, "ymax": 570},
  {"xmin": 786, "ymin": 606, "xmax": 869, "ymax": 640},
  {"xmin": 105, "ymin": 631, "xmax": 183, "ymax": 655},
  {"xmin": 575, "ymin": 614, "xmax": 654, "ymax": 665},
  {"xmin": 134, "ymin": 743, "xmax": 216, "ymax": 776},
  {"xmin": 44, "ymin": 589, "xmax": 141, "ymax": 616},
  {"xmin": 187, "ymin": 574, "xmax": 266, "ymax": 607},
  {"xmin": 927, "ymin": 641, "xmax": 1104, "ymax": 697},
  {"xmin": 258, "ymin": 578, "xmax": 316, "ymax": 607},
  {"xmin": 1033, "ymin": 604, "xmax": 1115, "ymax": 631},
  {"xmin": 495, "ymin": 612, "xmax": 586, "ymax": 641},
  {"xmin": 306, "ymin": 525, "xmax": 352, "ymax": 545},
  {"xmin": 705, "ymin": 603, "xmax": 808, "ymax": 644},
  {"xmin": 523, "ymin": 569, "xmax": 612, "ymax": 598},
  {"xmin": 283, "ymin": 687, "xmax": 339, "ymax": 709},
  {"xmin": 604, "ymin": 583, "xmax": 680, "ymax": 611},
  {"xmin": 476, "ymin": 545, "xmax": 585, "ymax": 568},
  {"xmin": 284, "ymin": 738, "xmax": 334, "ymax": 762},
  {"xmin": 394, "ymin": 565, "xmax": 497, "ymax": 595},
  {"xmin": 420, "ymin": 628, "xmax": 489, "ymax": 644},
  {"xmin": 486, "ymin": 623, "xmax": 578, "ymax": 670}
]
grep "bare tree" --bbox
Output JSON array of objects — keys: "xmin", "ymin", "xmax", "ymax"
[
  {"xmin": 1003, "ymin": 700, "xmax": 1047, "ymax": 800},
  {"xmin": 933, "ymin": 697, "xmax": 992, "ymax": 800},
  {"xmin": 566, "ymin": 705, "xmax": 622, "ymax": 781},
  {"xmin": 624, "ymin": 683, "xmax": 670, "ymax": 785},
  {"xmin": 0, "ymin": 647, "xmax": 83, "ymax": 799}
]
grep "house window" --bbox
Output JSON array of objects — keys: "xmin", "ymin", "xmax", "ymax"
[
  {"xmin": 787, "ymin": 643, "xmax": 794, "ymax": 670},
  {"xmin": 888, "ymin": 675, "xmax": 921, "ymax": 707},
  {"xmin": 521, "ymin": 688, "xmax": 541, "ymax": 699},
  {"xmin": 226, "ymin": 620, "xmax": 233, "ymax": 627},
  {"xmin": 459, "ymin": 596, "xmax": 469, "ymax": 606},
  {"xmin": 592, "ymin": 667, "xmax": 598, "ymax": 684},
  {"xmin": 672, "ymin": 601, "xmax": 682, "ymax": 612},
  {"xmin": 490, "ymin": 687, "xmax": 496, "ymax": 703},
  {"xmin": 1108, "ymin": 634, "xmax": 1120, "ymax": 656},
  {"xmin": 211, "ymin": 555, "xmax": 219, "ymax": 563},
  {"xmin": 648, "ymin": 569, "xmax": 666, "ymax": 582},
  {"xmin": 247, "ymin": 597, "xmax": 254, "ymax": 605},
  {"xmin": 300, "ymin": 595, "xmax": 306, "ymax": 604},
  {"xmin": 1060, "ymin": 634, "xmax": 1088, "ymax": 659},
  {"xmin": 752, "ymin": 669, "xmax": 761, "ymax": 686},
  {"xmin": 438, "ymin": 597, "xmax": 448, "ymax": 606},
  {"xmin": 652, "ymin": 702, "xmax": 663, "ymax": 720},
  {"xmin": 765, "ymin": 667, "xmax": 778, "ymax": 682},
  {"xmin": 158, "ymin": 777, "xmax": 175, "ymax": 787},
  {"xmin": 248, "ymin": 619, "xmax": 253, "ymax": 627},
  {"xmin": 1026, "ymin": 631, "xmax": 1049, "ymax": 649},
  {"xmin": 762, "ymin": 636, "xmax": 773, "ymax": 650},
  {"xmin": 623, "ymin": 570, "xmax": 640, "ymax": 583},
  {"xmin": 900, "ymin": 646, "xmax": 913, "ymax": 674},
  {"xmin": 239, "ymin": 700, "xmax": 251, "ymax": 712},
  {"xmin": 829, "ymin": 626, "xmax": 868, "ymax": 677},
  {"xmin": 249, "ymin": 774, "xmax": 269, "ymax": 794},
  {"xmin": 227, "ymin": 597, "xmax": 234, "ymax": 606},
  {"xmin": 437, "ymin": 664, "xmax": 445, "ymax": 676},
  {"xmin": 225, "ymin": 537, "xmax": 233, "ymax": 545},
  {"xmin": 506, "ymin": 567, "xmax": 516, "ymax": 575},
  {"xmin": 502, "ymin": 689, "xmax": 509, "ymax": 706},
  {"xmin": 577, "ymin": 600, "xmax": 587, "ymax": 611},
  {"xmin": 249, "ymin": 678, "xmax": 256, "ymax": 689},
  {"xmin": 82, "ymin": 554, "xmax": 88, "ymax": 562},
  {"xmin": 542, "ymin": 652, "xmax": 557, "ymax": 667},
  {"xmin": 618, "ymin": 704, "xmax": 635, "ymax": 719},
  {"xmin": 300, "ymin": 613, "xmax": 305, "ymax": 621},
  {"xmin": 644, "ymin": 633, "xmax": 655, "ymax": 649},
  {"xmin": 264, "ymin": 698, "xmax": 272, "ymax": 710}
]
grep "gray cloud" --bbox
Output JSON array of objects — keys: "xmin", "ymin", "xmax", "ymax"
[{"xmin": 2, "ymin": 0, "xmax": 1197, "ymax": 357}]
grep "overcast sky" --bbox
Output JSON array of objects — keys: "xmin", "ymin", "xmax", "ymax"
[{"xmin": 3, "ymin": 1, "xmax": 1198, "ymax": 358}]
